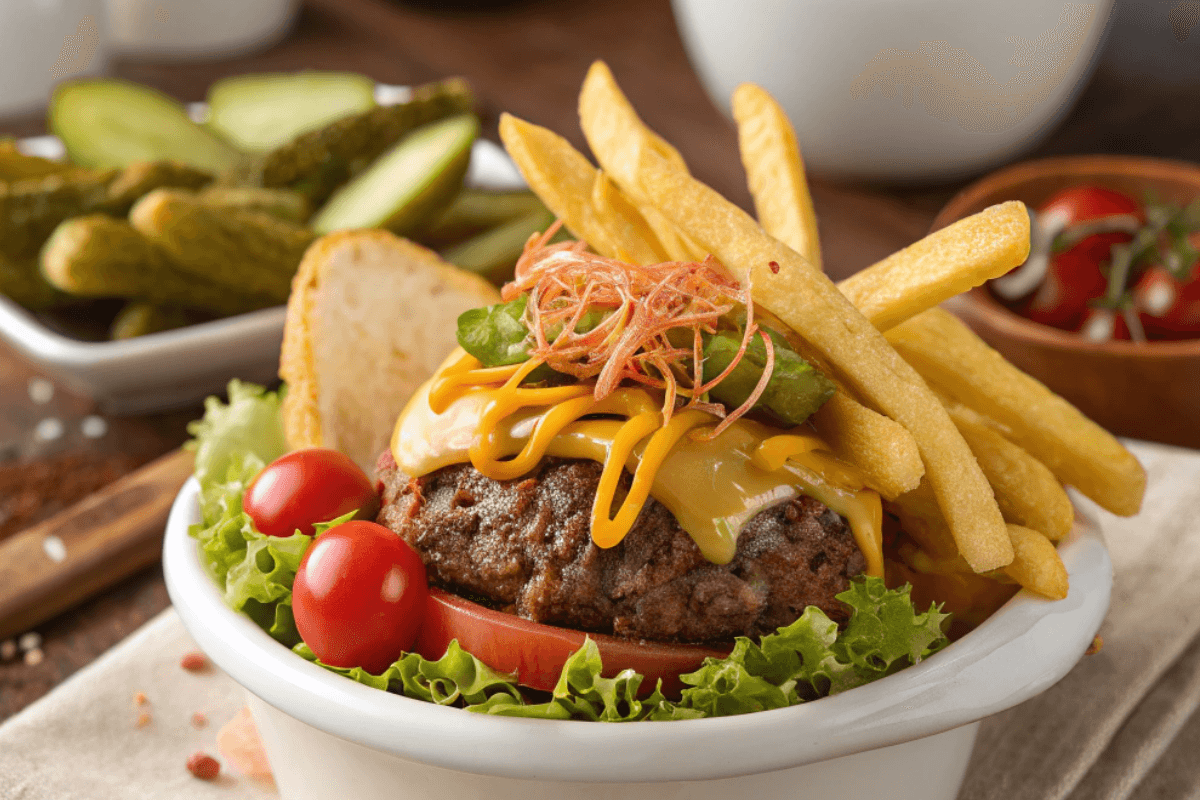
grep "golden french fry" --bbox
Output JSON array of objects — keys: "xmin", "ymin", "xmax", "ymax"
[
  {"xmin": 887, "ymin": 308, "xmax": 1146, "ymax": 516},
  {"xmin": 887, "ymin": 479, "xmax": 959, "ymax": 560},
  {"xmin": 1002, "ymin": 524, "xmax": 1069, "ymax": 600},
  {"xmin": 731, "ymin": 83, "xmax": 822, "ymax": 270},
  {"xmin": 837, "ymin": 202, "xmax": 1030, "ymax": 331},
  {"xmin": 811, "ymin": 392, "xmax": 923, "ymax": 501},
  {"xmin": 577, "ymin": 61, "xmax": 1013, "ymax": 572},
  {"xmin": 946, "ymin": 399, "xmax": 1074, "ymax": 541},
  {"xmin": 497, "ymin": 114, "xmax": 668, "ymax": 265}
]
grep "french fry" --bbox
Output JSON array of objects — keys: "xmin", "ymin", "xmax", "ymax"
[
  {"xmin": 577, "ymin": 61, "xmax": 1013, "ymax": 572},
  {"xmin": 1002, "ymin": 524, "xmax": 1069, "ymax": 600},
  {"xmin": 887, "ymin": 308, "xmax": 1147, "ymax": 516},
  {"xmin": 498, "ymin": 114, "xmax": 667, "ymax": 265},
  {"xmin": 887, "ymin": 479, "xmax": 959, "ymax": 560},
  {"xmin": 811, "ymin": 392, "xmax": 923, "ymax": 501},
  {"xmin": 731, "ymin": 83, "xmax": 822, "ymax": 270},
  {"xmin": 837, "ymin": 202, "xmax": 1030, "ymax": 331},
  {"xmin": 945, "ymin": 399, "xmax": 1074, "ymax": 541}
]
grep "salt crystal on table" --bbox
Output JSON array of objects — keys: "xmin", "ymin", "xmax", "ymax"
[
  {"xmin": 23, "ymin": 648, "xmax": 43, "ymax": 666},
  {"xmin": 34, "ymin": 418, "xmax": 63, "ymax": 442},
  {"xmin": 81, "ymin": 415, "xmax": 108, "ymax": 439},
  {"xmin": 27, "ymin": 378, "xmax": 53, "ymax": 405},
  {"xmin": 0, "ymin": 640, "xmax": 15, "ymax": 661},
  {"xmin": 18, "ymin": 632, "xmax": 41, "ymax": 651}
]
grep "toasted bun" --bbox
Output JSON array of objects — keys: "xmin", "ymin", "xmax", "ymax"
[{"xmin": 280, "ymin": 229, "xmax": 500, "ymax": 470}]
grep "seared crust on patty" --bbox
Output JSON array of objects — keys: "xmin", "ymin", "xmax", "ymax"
[{"xmin": 376, "ymin": 451, "xmax": 866, "ymax": 643}]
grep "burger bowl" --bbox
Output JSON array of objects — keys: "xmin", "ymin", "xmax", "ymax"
[
  {"xmin": 164, "ymin": 476, "xmax": 1111, "ymax": 800},
  {"xmin": 934, "ymin": 154, "xmax": 1200, "ymax": 449}
]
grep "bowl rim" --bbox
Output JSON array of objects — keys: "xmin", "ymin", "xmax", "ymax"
[
  {"xmin": 948, "ymin": 291, "xmax": 1200, "ymax": 358},
  {"xmin": 165, "ymin": 477, "xmax": 1112, "ymax": 784},
  {"xmin": 933, "ymin": 153, "xmax": 1200, "ymax": 356}
]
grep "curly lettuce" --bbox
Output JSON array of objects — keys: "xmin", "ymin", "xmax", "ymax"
[{"xmin": 187, "ymin": 381, "xmax": 951, "ymax": 720}]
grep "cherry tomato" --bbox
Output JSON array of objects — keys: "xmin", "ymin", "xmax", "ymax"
[
  {"xmin": 244, "ymin": 449, "xmax": 380, "ymax": 537},
  {"xmin": 1134, "ymin": 234, "xmax": 1200, "ymax": 339},
  {"xmin": 414, "ymin": 588, "xmax": 730, "ymax": 698},
  {"xmin": 293, "ymin": 521, "xmax": 428, "ymax": 673},
  {"xmin": 1021, "ymin": 186, "xmax": 1141, "ymax": 331}
]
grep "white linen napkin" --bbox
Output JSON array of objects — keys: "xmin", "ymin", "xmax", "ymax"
[
  {"xmin": 0, "ymin": 608, "xmax": 274, "ymax": 800},
  {"xmin": 0, "ymin": 439, "xmax": 1196, "ymax": 800}
]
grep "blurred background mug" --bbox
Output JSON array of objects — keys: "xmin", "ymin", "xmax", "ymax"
[
  {"xmin": 0, "ymin": 0, "xmax": 108, "ymax": 117},
  {"xmin": 672, "ymin": 0, "xmax": 1116, "ymax": 182},
  {"xmin": 107, "ymin": 0, "xmax": 299, "ymax": 59}
]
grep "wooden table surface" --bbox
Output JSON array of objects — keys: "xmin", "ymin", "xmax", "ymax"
[{"xmin": 0, "ymin": 0, "xmax": 1196, "ymax": 720}]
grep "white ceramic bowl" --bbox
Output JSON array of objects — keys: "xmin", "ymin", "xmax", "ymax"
[
  {"xmin": 4, "ymin": 92, "xmax": 524, "ymax": 414},
  {"xmin": 164, "ymin": 478, "xmax": 1112, "ymax": 800},
  {"xmin": 671, "ymin": 0, "xmax": 1114, "ymax": 182}
]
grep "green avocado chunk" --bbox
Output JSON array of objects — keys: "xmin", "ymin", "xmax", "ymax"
[{"xmin": 702, "ymin": 328, "xmax": 835, "ymax": 426}]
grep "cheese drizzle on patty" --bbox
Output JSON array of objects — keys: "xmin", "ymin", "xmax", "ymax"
[{"xmin": 393, "ymin": 348, "xmax": 883, "ymax": 576}]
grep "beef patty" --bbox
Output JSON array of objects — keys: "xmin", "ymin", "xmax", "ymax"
[{"xmin": 376, "ymin": 451, "xmax": 866, "ymax": 643}]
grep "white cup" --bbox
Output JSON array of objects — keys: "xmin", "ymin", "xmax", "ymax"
[
  {"xmin": 0, "ymin": 0, "xmax": 109, "ymax": 117},
  {"xmin": 672, "ymin": 0, "xmax": 1116, "ymax": 182},
  {"xmin": 106, "ymin": 0, "xmax": 299, "ymax": 59}
]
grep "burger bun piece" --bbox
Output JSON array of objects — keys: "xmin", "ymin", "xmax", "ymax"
[{"xmin": 280, "ymin": 229, "xmax": 500, "ymax": 469}]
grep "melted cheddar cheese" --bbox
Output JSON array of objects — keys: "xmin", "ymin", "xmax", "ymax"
[{"xmin": 393, "ymin": 349, "xmax": 883, "ymax": 576}]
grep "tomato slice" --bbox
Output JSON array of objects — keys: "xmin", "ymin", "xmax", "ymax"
[{"xmin": 414, "ymin": 588, "xmax": 732, "ymax": 697}]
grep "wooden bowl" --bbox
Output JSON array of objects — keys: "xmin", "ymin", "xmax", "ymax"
[{"xmin": 932, "ymin": 155, "xmax": 1200, "ymax": 449}]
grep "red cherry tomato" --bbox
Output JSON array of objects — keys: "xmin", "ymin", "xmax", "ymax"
[
  {"xmin": 414, "ymin": 588, "xmax": 730, "ymax": 698},
  {"xmin": 1134, "ymin": 234, "xmax": 1200, "ymax": 339},
  {"xmin": 244, "ymin": 449, "xmax": 380, "ymax": 537},
  {"xmin": 1021, "ymin": 186, "xmax": 1141, "ymax": 331},
  {"xmin": 293, "ymin": 521, "xmax": 428, "ymax": 673}
]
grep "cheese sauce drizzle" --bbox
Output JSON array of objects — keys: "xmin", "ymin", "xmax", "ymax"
[{"xmin": 400, "ymin": 349, "xmax": 883, "ymax": 576}]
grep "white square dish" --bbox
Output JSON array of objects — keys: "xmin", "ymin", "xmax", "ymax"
[
  {"xmin": 163, "ymin": 476, "xmax": 1112, "ymax": 800},
  {"xmin": 2, "ymin": 88, "xmax": 523, "ymax": 414}
]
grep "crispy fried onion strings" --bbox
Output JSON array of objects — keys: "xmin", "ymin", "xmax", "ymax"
[{"xmin": 501, "ymin": 224, "xmax": 775, "ymax": 437}]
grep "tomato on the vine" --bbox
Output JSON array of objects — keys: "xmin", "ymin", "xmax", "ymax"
[
  {"xmin": 1020, "ymin": 186, "xmax": 1141, "ymax": 332},
  {"xmin": 293, "ymin": 520, "xmax": 429, "ymax": 673},
  {"xmin": 244, "ymin": 448, "xmax": 380, "ymax": 538}
]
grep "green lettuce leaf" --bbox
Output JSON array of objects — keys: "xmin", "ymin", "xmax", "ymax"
[
  {"xmin": 456, "ymin": 295, "xmax": 532, "ymax": 366},
  {"xmin": 294, "ymin": 640, "xmax": 524, "ymax": 707},
  {"xmin": 186, "ymin": 380, "xmax": 287, "ymax": 490},
  {"xmin": 289, "ymin": 577, "xmax": 949, "ymax": 721}
]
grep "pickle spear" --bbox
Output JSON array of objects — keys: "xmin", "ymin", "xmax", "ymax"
[
  {"xmin": 109, "ymin": 302, "xmax": 196, "ymax": 339},
  {"xmin": 42, "ymin": 215, "xmax": 281, "ymax": 316},
  {"xmin": 130, "ymin": 189, "xmax": 314, "ymax": 299},
  {"xmin": 255, "ymin": 77, "xmax": 474, "ymax": 204},
  {"xmin": 443, "ymin": 207, "xmax": 557, "ymax": 286},
  {"xmin": 0, "ymin": 169, "xmax": 117, "ymax": 260},
  {"xmin": 107, "ymin": 161, "xmax": 214, "ymax": 208},
  {"xmin": 420, "ymin": 188, "xmax": 548, "ymax": 246},
  {"xmin": 312, "ymin": 114, "xmax": 478, "ymax": 236},
  {"xmin": 197, "ymin": 187, "xmax": 309, "ymax": 222},
  {"xmin": 207, "ymin": 71, "xmax": 377, "ymax": 153},
  {"xmin": 0, "ymin": 140, "xmax": 70, "ymax": 182},
  {"xmin": 0, "ymin": 253, "xmax": 67, "ymax": 310},
  {"xmin": 50, "ymin": 79, "xmax": 242, "ymax": 172}
]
